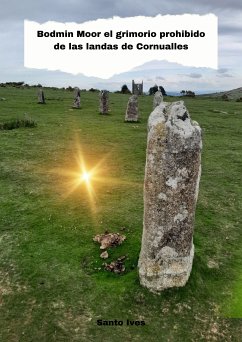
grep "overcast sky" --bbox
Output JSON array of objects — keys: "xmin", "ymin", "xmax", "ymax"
[{"xmin": 1, "ymin": 0, "xmax": 242, "ymax": 93}]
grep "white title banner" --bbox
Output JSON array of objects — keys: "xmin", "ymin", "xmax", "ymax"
[{"xmin": 24, "ymin": 14, "xmax": 218, "ymax": 79}]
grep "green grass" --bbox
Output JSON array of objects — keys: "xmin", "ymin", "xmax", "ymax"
[
  {"xmin": 0, "ymin": 87, "xmax": 242, "ymax": 341},
  {"xmin": 0, "ymin": 116, "xmax": 37, "ymax": 130}
]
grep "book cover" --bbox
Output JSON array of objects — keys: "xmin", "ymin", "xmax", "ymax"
[{"xmin": 0, "ymin": 1, "xmax": 241, "ymax": 341}]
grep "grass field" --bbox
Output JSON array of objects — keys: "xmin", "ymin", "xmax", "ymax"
[{"xmin": 0, "ymin": 87, "xmax": 242, "ymax": 341}]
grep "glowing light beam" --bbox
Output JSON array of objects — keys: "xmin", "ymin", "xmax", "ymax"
[{"xmin": 80, "ymin": 171, "xmax": 91, "ymax": 183}]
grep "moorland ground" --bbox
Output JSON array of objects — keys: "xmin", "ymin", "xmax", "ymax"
[{"xmin": 0, "ymin": 87, "xmax": 242, "ymax": 341}]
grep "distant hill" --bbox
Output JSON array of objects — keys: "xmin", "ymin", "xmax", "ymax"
[{"xmin": 201, "ymin": 87, "xmax": 242, "ymax": 100}]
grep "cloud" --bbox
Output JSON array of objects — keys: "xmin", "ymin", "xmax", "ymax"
[
  {"xmin": 216, "ymin": 67, "xmax": 233, "ymax": 77},
  {"xmin": 217, "ymin": 68, "xmax": 228, "ymax": 73},
  {"xmin": 156, "ymin": 76, "xmax": 166, "ymax": 80},
  {"xmin": 219, "ymin": 25, "xmax": 242, "ymax": 35},
  {"xmin": 186, "ymin": 73, "xmax": 202, "ymax": 78},
  {"xmin": 1, "ymin": 0, "xmax": 242, "ymax": 22},
  {"xmin": 217, "ymin": 73, "xmax": 233, "ymax": 78},
  {"xmin": 0, "ymin": 0, "xmax": 242, "ymax": 92}
]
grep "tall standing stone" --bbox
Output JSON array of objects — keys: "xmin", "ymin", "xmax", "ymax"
[
  {"xmin": 99, "ymin": 90, "xmax": 109, "ymax": 114},
  {"xmin": 125, "ymin": 95, "xmax": 139, "ymax": 122},
  {"xmin": 73, "ymin": 87, "xmax": 81, "ymax": 108},
  {"xmin": 138, "ymin": 101, "xmax": 202, "ymax": 293},
  {"xmin": 153, "ymin": 90, "xmax": 163, "ymax": 109},
  {"xmin": 37, "ymin": 89, "xmax": 45, "ymax": 104}
]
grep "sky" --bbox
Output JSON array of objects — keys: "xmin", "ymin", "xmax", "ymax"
[{"xmin": 0, "ymin": 0, "xmax": 242, "ymax": 93}]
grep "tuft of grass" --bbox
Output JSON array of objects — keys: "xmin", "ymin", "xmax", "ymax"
[{"xmin": 0, "ymin": 116, "xmax": 37, "ymax": 130}]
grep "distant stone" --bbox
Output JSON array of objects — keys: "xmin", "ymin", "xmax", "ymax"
[
  {"xmin": 73, "ymin": 87, "xmax": 81, "ymax": 108},
  {"xmin": 74, "ymin": 87, "xmax": 80, "ymax": 98},
  {"xmin": 99, "ymin": 90, "xmax": 109, "ymax": 114},
  {"xmin": 138, "ymin": 101, "xmax": 202, "ymax": 292},
  {"xmin": 153, "ymin": 90, "xmax": 163, "ymax": 109},
  {"xmin": 125, "ymin": 95, "xmax": 139, "ymax": 122},
  {"xmin": 37, "ymin": 89, "xmax": 45, "ymax": 104}
]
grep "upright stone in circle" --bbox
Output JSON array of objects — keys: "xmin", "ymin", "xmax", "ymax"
[
  {"xmin": 37, "ymin": 89, "xmax": 45, "ymax": 104},
  {"xmin": 125, "ymin": 95, "xmax": 139, "ymax": 122},
  {"xmin": 99, "ymin": 90, "xmax": 109, "ymax": 114},
  {"xmin": 153, "ymin": 90, "xmax": 163, "ymax": 109},
  {"xmin": 138, "ymin": 101, "xmax": 202, "ymax": 293},
  {"xmin": 73, "ymin": 87, "xmax": 81, "ymax": 108}
]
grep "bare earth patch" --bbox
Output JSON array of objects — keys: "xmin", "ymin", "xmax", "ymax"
[
  {"xmin": 56, "ymin": 304, "xmax": 93, "ymax": 341},
  {"xmin": 0, "ymin": 233, "xmax": 28, "ymax": 306}
]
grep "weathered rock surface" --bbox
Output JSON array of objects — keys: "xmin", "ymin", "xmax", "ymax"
[
  {"xmin": 37, "ymin": 89, "xmax": 45, "ymax": 104},
  {"xmin": 153, "ymin": 90, "xmax": 163, "ymax": 109},
  {"xmin": 74, "ymin": 87, "xmax": 80, "ymax": 98},
  {"xmin": 125, "ymin": 95, "xmax": 139, "ymax": 122},
  {"xmin": 99, "ymin": 90, "xmax": 109, "ymax": 114},
  {"xmin": 138, "ymin": 101, "xmax": 202, "ymax": 292}
]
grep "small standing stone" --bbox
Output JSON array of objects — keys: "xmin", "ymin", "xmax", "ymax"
[
  {"xmin": 37, "ymin": 89, "xmax": 45, "ymax": 104},
  {"xmin": 153, "ymin": 90, "xmax": 163, "ymax": 109},
  {"xmin": 99, "ymin": 90, "xmax": 109, "ymax": 114},
  {"xmin": 125, "ymin": 95, "xmax": 139, "ymax": 122},
  {"xmin": 73, "ymin": 88, "xmax": 81, "ymax": 108},
  {"xmin": 138, "ymin": 101, "xmax": 202, "ymax": 293}
]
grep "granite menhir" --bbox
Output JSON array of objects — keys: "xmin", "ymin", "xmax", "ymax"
[
  {"xmin": 99, "ymin": 90, "xmax": 109, "ymax": 114},
  {"xmin": 125, "ymin": 95, "xmax": 139, "ymax": 122},
  {"xmin": 73, "ymin": 87, "xmax": 81, "ymax": 108},
  {"xmin": 138, "ymin": 101, "xmax": 202, "ymax": 293},
  {"xmin": 153, "ymin": 90, "xmax": 163, "ymax": 109},
  {"xmin": 37, "ymin": 89, "xmax": 45, "ymax": 104}
]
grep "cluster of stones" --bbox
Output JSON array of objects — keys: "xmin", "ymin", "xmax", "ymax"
[
  {"xmin": 93, "ymin": 232, "xmax": 126, "ymax": 274},
  {"xmin": 37, "ymin": 88, "xmax": 110, "ymax": 114},
  {"xmin": 35, "ymin": 85, "xmax": 202, "ymax": 293},
  {"xmin": 138, "ymin": 101, "xmax": 202, "ymax": 293}
]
